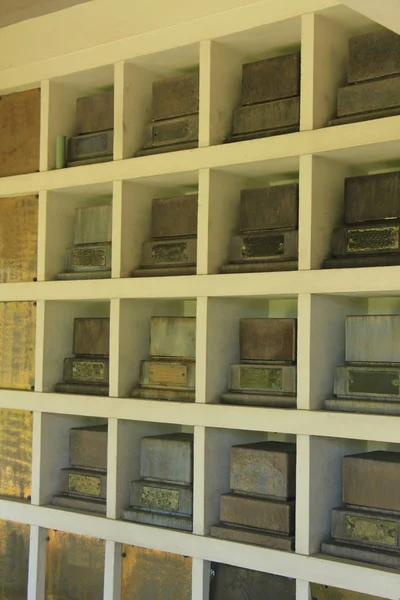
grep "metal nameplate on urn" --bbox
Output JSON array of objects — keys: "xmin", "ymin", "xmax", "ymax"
[
  {"xmin": 210, "ymin": 523, "xmax": 295, "ymax": 550},
  {"xmin": 0, "ymin": 88, "xmax": 40, "ymax": 178},
  {"xmin": 348, "ymin": 29, "xmax": 400, "ymax": 84},
  {"xmin": 151, "ymin": 195, "xmax": 198, "ymax": 239},
  {"xmin": 346, "ymin": 315, "xmax": 400, "ymax": 365},
  {"xmin": 209, "ymin": 563, "xmax": 296, "ymax": 600},
  {"xmin": 331, "ymin": 507, "xmax": 399, "ymax": 549},
  {"xmin": 334, "ymin": 366, "xmax": 400, "ymax": 398},
  {"xmin": 240, "ymin": 318, "xmax": 296, "ymax": 363},
  {"xmin": 343, "ymin": 451, "xmax": 400, "ymax": 512},
  {"xmin": 140, "ymin": 360, "xmax": 195, "ymax": 390},
  {"xmin": 138, "ymin": 115, "xmax": 198, "ymax": 156},
  {"xmin": 229, "ymin": 230, "xmax": 298, "ymax": 262},
  {"xmin": 240, "ymin": 184, "xmax": 298, "ymax": 232},
  {"xmin": 230, "ymin": 441, "xmax": 296, "ymax": 499},
  {"xmin": 76, "ymin": 91, "xmax": 114, "ymax": 135},
  {"xmin": 331, "ymin": 223, "xmax": 400, "ymax": 257},
  {"xmin": 241, "ymin": 52, "xmax": 300, "ymax": 105},
  {"xmin": 140, "ymin": 433, "xmax": 193, "ymax": 484},
  {"xmin": 141, "ymin": 237, "xmax": 197, "ymax": 267},
  {"xmin": 344, "ymin": 171, "xmax": 400, "ymax": 224},
  {"xmin": 229, "ymin": 364, "xmax": 296, "ymax": 395},
  {"xmin": 69, "ymin": 424, "xmax": 108, "ymax": 471},
  {"xmin": 311, "ymin": 583, "xmax": 389, "ymax": 600},
  {"xmin": 149, "ymin": 317, "xmax": 196, "ymax": 360},
  {"xmin": 152, "ymin": 72, "xmax": 199, "ymax": 121},
  {"xmin": 63, "ymin": 357, "xmax": 110, "ymax": 384},
  {"xmin": 59, "ymin": 468, "xmax": 107, "ymax": 498},
  {"xmin": 67, "ymin": 129, "xmax": 113, "ymax": 167}
]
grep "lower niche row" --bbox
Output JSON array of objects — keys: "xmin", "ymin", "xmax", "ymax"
[{"xmin": 0, "ymin": 520, "xmax": 390, "ymax": 600}]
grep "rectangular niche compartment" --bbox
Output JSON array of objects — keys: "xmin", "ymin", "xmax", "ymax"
[
  {"xmin": 0, "ymin": 519, "xmax": 30, "ymax": 600},
  {"xmin": 0, "ymin": 409, "xmax": 32, "ymax": 502},
  {"xmin": 45, "ymin": 65, "xmax": 115, "ymax": 171},
  {"xmin": 45, "ymin": 529, "xmax": 105, "ymax": 600},
  {"xmin": 117, "ymin": 172, "xmax": 198, "ymax": 279},
  {"xmin": 122, "ymin": 545, "xmax": 192, "ymax": 600},
  {"xmin": 43, "ymin": 183, "xmax": 113, "ymax": 281},
  {"xmin": 204, "ymin": 296, "xmax": 297, "ymax": 405},
  {"xmin": 41, "ymin": 300, "xmax": 110, "ymax": 394},
  {"xmin": 121, "ymin": 43, "xmax": 200, "ymax": 159},
  {"xmin": 118, "ymin": 298, "xmax": 196, "ymax": 398}
]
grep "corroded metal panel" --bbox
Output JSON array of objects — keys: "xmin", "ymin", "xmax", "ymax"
[
  {"xmin": 0, "ymin": 519, "xmax": 30, "ymax": 600},
  {"xmin": 45, "ymin": 530, "xmax": 105, "ymax": 600},
  {"xmin": 122, "ymin": 545, "xmax": 192, "ymax": 600},
  {"xmin": 0, "ymin": 409, "xmax": 32, "ymax": 500},
  {"xmin": 0, "ymin": 302, "xmax": 36, "ymax": 390},
  {"xmin": 0, "ymin": 195, "xmax": 38, "ymax": 283}
]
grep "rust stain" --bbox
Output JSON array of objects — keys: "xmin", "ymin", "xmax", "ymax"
[
  {"xmin": 122, "ymin": 545, "xmax": 192, "ymax": 600},
  {"xmin": 46, "ymin": 530, "xmax": 105, "ymax": 600},
  {"xmin": 0, "ymin": 409, "xmax": 32, "ymax": 500},
  {"xmin": 0, "ymin": 519, "xmax": 30, "ymax": 600}
]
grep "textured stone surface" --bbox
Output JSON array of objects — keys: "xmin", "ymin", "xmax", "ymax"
[
  {"xmin": 332, "ymin": 506, "xmax": 400, "ymax": 549},
  {"xmin": 221, "ymin": 392, "xmax": 297, "ymax": 407},
  {"xmin": 348, "ymin": 29, "xmax": 400, "ymax": 84},
  {"xmin": 331, "ymin": 223, "xmax": 400, "ymax": 257},
  {"xmin": 0, "ymin": 301, "xmax": 36, "ymax": 391},
  {"xmin": 69, "ymin": 425, "xmax": 108, "ymax": 471},
  {"xmin": 149, "ymin": 317, "xmax": 196, "ymax": 360},
  {"xmin": 73, "ymin": 205, "xmax": 112, "ymax": 246},
  {"xmin": 219, "ymin": 493, "xmax": 295, "ymax": 534},
  {"xmin": 324, "ymin": 398, "xmax": 400, "ymax": 415},
  {"xmin": 240, "ymin": 318, "xmax": 296, "ymax": 363},
  {"xmin": 151, "ymin": 195, "xmax": 198, "ymax": 239},
  {"xmin": 322, "ymin": 539, "xmax": 400, "ymax": 570},
  {"xmin": 241, "ymin": 52, "xmax": 300, "ymax": 105},
  {"xmin": 63, "ymin": 357, "xmax": 109, "ymax": 385},
  {"xmin": 152, "ymin": 72, "xmax": 199, "ymax": 121},
  {"xmin": 141, "ymin": 237, "xmax": 197, "ymax": 267},
  {"xmin": 140, "ymin": 433, "xmax": 193, "ymax": 484},
  {"xmin": 76, "ymin": 91, "xmax": 114, "ymax": 135},
  {"xmin": 345, "ymin": 315, "xmax": 400, "ymax": 364},
  {"xmin": 337, "ymin": 75, "xmax": 400, "ymax": 118},
  {"xmin": 67, "ymin": 129, "xmax": 113, "ymax": 166},
  {"xmin": 230, "ymin": 441, "xmax": 296, "ymax": 498},
  {"xmin": 130, "ymin": 480, "xmax": 192, "ymax": 515},
  {"xmin": 344, "ymin": 171, "xmax": 400, "ymax": 224},
  {"xmin": 123, "ymin": 507, "xmax": 192, "ymax": 531},
  {"xmin": 311, "ymin": 582, "xmax": 389, "ymax": 600},
  {"xmin": 0, "ymin": 519, "xmax": 30, "ymax": 600},
  {"xmin": 73, "ymin": 318, "xmax": 110, "ymax": 357},
  {"xmin": 240, "ymin": 184, "xmax": 298, "ymax": 232},
  {"xmin": 229, "ymin": 230, "xmax": 298, "ymax": 263},
  {"xmin": 60, "ymin": 468, "xmax": 107, "ymax": 499},
  {"xmin": 210, "ymin": 523, "xmax": 295, "ymax": 550}
]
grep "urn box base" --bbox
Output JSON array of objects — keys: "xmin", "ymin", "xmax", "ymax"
[
  {"xmin": 325, "ymin": 398, "xmax": 400, "ymax": 415},
  {"xmin": 122, "ymin": 507, "xmax": 193, "ymax": 531},
  {"xmin": 221, "ymin": 391, "xmax": 297, "ymax": 407},
  {"xmin": 321, "ymin": 539, "xmax": 400, "ymax": 570},
  {"xmin": 55, "ymin": 382, "xmax": 109, "ymax": 396},
  {"xmin": 52, "ymin": 493, "xmax": 106, "ymax": 515},
  {"xmin": 210, "ymin": 522, "xmax": 295, "ymax": 550}
]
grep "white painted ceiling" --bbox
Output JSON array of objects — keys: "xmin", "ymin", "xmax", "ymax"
[
  {"xmin": 340, "ymin": 0, "xmax": 400, "ymax": 34},
  {"xmin": 0, "ymin": 0, "xmax": 91, "ymax": 28}
]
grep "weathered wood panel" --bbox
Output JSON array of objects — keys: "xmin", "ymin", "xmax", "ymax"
[
  {"xmin": 46, "ymin": 530, "xmax": 105, "ymax": 600},
  {"xmin": 0, "ymin": 519, "xmax": 30, "ymax": 600},
  {"xmin": 0, "ymin": 409, "xmax": 32, "ymax": 500},
  {"xmin": 0, "ymin": 89, "xmax": 40, "ymax": 178},
  {"xmin": 122, "ymin": 545, "xmax": 192, "ymax": 600},
  {"xmin": 0, "ymin": 195, "xmax": 38, "ymax": 283},
  {"xmin": 0, "ymin": 302, "xmax": 36, "ymax": 390}
]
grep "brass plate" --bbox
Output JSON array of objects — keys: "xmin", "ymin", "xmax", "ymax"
[
  {"xmin": 0, "ymin": 409, "xmax": 32, "ymax": 500},
  {"xmin": 239, "ymin": 367, "xmax": 283, "ymax": 390},
  {"xmin": 0, "ymin": 195, "xmax": 38, "ymax": 283},
  {"xmin": 72, "ymin": 247, "xmax": 107, "ymax": 268},
  {"xmin": 46, "ymin": 530, "xmax": 105, "ymax": 600},
  {"xmin": 345, "ymin": 514, "xmax": 398, "ymax": 547},
  {"xmin": 0, "ymin": 519, "xmax": 30, "ymax": 600},
  {"xmin": 152, "ymin": 242, "xmax": 188, "ymax": 263},
  {"xmin": 348, "ymin": 369, "xmax": 399, "ymax": 396},
  {"xmin": 68, "ymin": 473, "xmax": 101, "ymax": 496},
  {"xmin": 0, "ymin": 302, "xmax": 36, "ymax": 390},
  {"xmin": 241, "ymin": 234, "xmax": 285, "ymax": 259},
  {"xmin": 347, "ymin": 227, "xmax": 399, "ymax": 253},
  {"xmin": 149, "ymin": 363, "xmax": 187, "ymax": 387},
  {"xmin": 141, "ymin": 486, "xmax": 180, "ymax": 511},
  {"xmin": 122, "ymin": 545, "xmax": 192, "ymax": 600},
  {"xmin": 72, "ymin": 360, "xmax": 105, "ymax": 383},
  {"xmin": 311, "ymin": 583, "xmax": 389, "ymax": 600}
]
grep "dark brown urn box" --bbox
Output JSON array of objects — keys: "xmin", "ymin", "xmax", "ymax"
[
  {"xmin": 0, "ymin": 88, "xmax": 40, "ymax": 178},
  {"xmin": 330, "ymin": 29, "xmax": 400, "ymax": 127},
  {"xmin": 67, "ymin": 90, "xmax": 114, "ymax": 167},
  {"xmin": 226, "ymin": 51, "xmax": 300, "ymax": 143},
  {"xmin": 322, "ymin": 450, "xmax": 400, "ymax": 570},
  {"xmin": 221, "ymin": 183, "xmax": 299, "ymax": 273},
  {"xmin": 209, "ymin": 563, "xmax": 296, "ymax": 600},
  {"xmin": 211, "ymin": 441, "xmax": 296, "ymax": 550},
  {"xmin": 136, "ymin": 72, "xmax": 199, "ymax": 156},
  {"xmin": 324, "ymin": 171, "xmax": 400, "ymax": 269},
  {"xmin": 55, "ymin": 318, "xmax": 110, "ymax": 396},
  {"xmin": 52, "ymin": 424, "xmax": 107, "ymax": 515},
  {"xmin": 221, "ymin": 318, "xmax": 297, "ymax": 408},
  {"xmin": 132, "ymin": 194, "xmax": 198, "ymax": 277}
]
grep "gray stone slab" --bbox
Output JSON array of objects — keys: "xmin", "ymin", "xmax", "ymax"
[
  {"xmin": 321, "ymin": 539, "xmax": 400, "ymax": 570},
  {"xmin": 149, "ymin": 317, "xmax": 196, "ymax": 360},
  {"xmin": 219, "ymin": 492, "xmax": 295, "ymax": 534},
  {"xmin": 346, "ymin": 315, "xmax": 400, "ymax": 364},
  {"xmin": 140, "ymin": 433, "xmax": 194, "ymax": 484}
]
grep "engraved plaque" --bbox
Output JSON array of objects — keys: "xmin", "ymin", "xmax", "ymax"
[
  {"xmin": 210, "ymin": 563, "xmax": 295, "ymax": 600},
  {"xmin": 347, "ymin": 226, "xmax": 399, "ymax": 253},
  {"xmin": 150, "ymin": 317, "xmax": 196, "ymax": 360},
  {"xmin": 149, "ymin": 363, "xmax": 187, "ymax": 387},
  {"xmin": 0, "ymin": 409, "xmax": 32, "ymax": 500},
  {"xmin": 141, "ymin": 485, "xmax": 179, "ymax": 511},
  {"xmin": 152, "ymin": 242, "xmax": 188, "ymax": 263},
  {"xmin": 0, "ymin": 89, "xmax": 40, "ymax": 178},
  {"xmin": 122, "ymin": 545, "xmax": 192, "ymax": 600},
  {"xmin": 0, "ymin": 519, "xmax": 30, "ymax": 600},
  {"xmin": 68, "ymin": 130, "xmax": 113, "ymax": 160},
  {"xmin": 311, "ymin": 583, "xmax": 388, "ymax": 600},
  {"xmin": 241, "ymin": 234, "xmax": 284, "ymax": 258},
  {"xmin": 68, "ymin": 473, "xmax": 101, "ymax": 497},
  {"xmin": 46, "ymin": 530, "xmax": 105, "ymax": 600},
  {"xmin": 72, "ymin": 360, "xmax": 105, "ymax": 383},
  {"xmin": 239, "ymin": 366, "xmax": 283, "ymax": 390},
  {"xmin": 152, "ymin": 195, "xmax": 198, "ymax": 239},
  {"xmin": 74, "ymin": 205, "xmax": 112, "ymax": 246},
  {"xmin": 345, "ymin": 514, "xmax": 397, "ymax": 547},
  {"xmin": 73, "ymin": 318, "xmax": 110, "ymax": 357},
  {"xmin": 152, "ymin": 72, "xmax": 199, "ymax": 121},
  {"xmin": 76, "ymin": 91, "xmax": 114, "ymax": 135},
  {"xmin": 348, "ymin": 369, "xmax": 399, "ymax": 396},
  {"xmin": 0, "ymin": 195, "xmax": 38, "ymax": 283},
  {"xmin": 0, "ymin": 302, "xmax": 36, "ymax": 390},
  {"xmin": 72, "ymin": 247, "xmax": 107, "ymax": 268}
]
